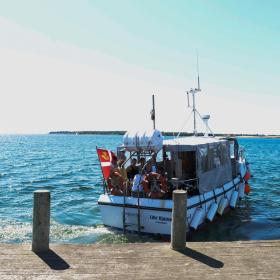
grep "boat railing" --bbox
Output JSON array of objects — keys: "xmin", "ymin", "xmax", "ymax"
[{"xmin": 169, "ymin": 177, "xmax": 198, "ymax": 190}]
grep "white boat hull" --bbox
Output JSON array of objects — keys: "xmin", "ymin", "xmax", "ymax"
[{"xmin": 98, "ymin": 161, "xmax": 248, "ymax": 235}]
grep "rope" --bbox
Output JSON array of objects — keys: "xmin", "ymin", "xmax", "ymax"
[
  {"xmin": 222, "ymin": 185, "xmax": 226, "ymax": 198},
  {"xmin": 176, "ymin": 110, "xmax": 193, "ymax": 138},
  {"xmin": 212, "ymin": 189, "xmax": 217, "ymax": 203},
  {"xmin": 202, "ymin": 193, "xmax": 207, "ymax": 213}
]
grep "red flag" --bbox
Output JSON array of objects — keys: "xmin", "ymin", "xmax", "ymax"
[{"xmin": 96, "ymin": 148, "xmax": 117, "ymax": 180}]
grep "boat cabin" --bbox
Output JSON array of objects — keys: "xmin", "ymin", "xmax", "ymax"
[
  {"xmin": 163, "ymin": 136, "xmax": 235, "ymax": 194},
  {"xmin": 114, "ymin": 130, "xmax": 239, "ymax": 197}
]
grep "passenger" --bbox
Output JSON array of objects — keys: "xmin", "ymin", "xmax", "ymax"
[
  {"xmin": 111, "ymin": 153, "xmax": 118, "ymax": 169},
  {"xmin": 126, "ymin": 158, "xmax": 138, "ymax": 182},
  {"xmin": 107, "ymin": 167, "xmax": 125, "ymax": 196},
  {"xmin": 131, "ymin": 173, "xmax": 144, "ymax": 197},
  {"xmin": 117, "ymin": 158, "xmax": 128, "ymax": 182},
  {"xmin": 151, "ymin": 153, "xmax": 157, "ymax": 172},
  {"xmin": 117, "ymin": 158, "xmax": 130, "ymax": 195},
  {"xmin": 157, "ymin": 166, "xmax": 169, "ymax": 193},
  {"xmin": 107, "ymin": 155, "xmax": 128, "ymax": 196},
  {"xmin": 163, "ymin": 154, "xmax": 173, "ymax": 179},
  {"xmin": 118, "ymin": 150, "xmax": 126, "ymax": 161},
  {"xmin": 144, "ymin": 161, "xmax": 153, "ymax": 174}
]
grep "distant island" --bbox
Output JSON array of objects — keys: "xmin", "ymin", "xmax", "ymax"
[
  {"xmin": 49, "ymin": 131, "xmax": 280, "ymax": 138},
  {"xmin": 49, "ymin": 130, "xmax": 126, "ymax": 135}
]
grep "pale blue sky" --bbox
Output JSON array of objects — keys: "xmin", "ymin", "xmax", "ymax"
[{"xmin": 0, "ymin": 1, "xmax": 279, "ymax": 134}]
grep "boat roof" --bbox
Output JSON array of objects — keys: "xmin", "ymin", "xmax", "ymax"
[{"xmin": 163, "ymin": 136, "xmax": 227, "ymax": 149}]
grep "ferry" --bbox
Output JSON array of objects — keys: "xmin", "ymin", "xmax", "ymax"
[{"xmin": 97, "ymin": 85, "xmax": 251, "ymax": 236}]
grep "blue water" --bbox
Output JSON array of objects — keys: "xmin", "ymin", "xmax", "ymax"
[{"xmin": 0, "ymin": 135, "xmax": 279, "ymax": 243}]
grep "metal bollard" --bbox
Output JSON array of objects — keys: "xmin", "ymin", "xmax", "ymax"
[
  {"xmin": 32, "ymin": 190, "xmax": 50, "ymax": 253},
  {"xmin": 171, "ymin": 190, "xmax": 187, "ymax": 251}
]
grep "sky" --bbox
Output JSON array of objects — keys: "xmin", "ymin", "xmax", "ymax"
[{"xmin": 0, "ymin": 0, "xmax": 279, "ymax": 134}]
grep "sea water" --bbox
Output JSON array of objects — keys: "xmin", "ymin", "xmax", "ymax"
[{"xmin": 0, "ymin": 135, "xmax": 279, "ymax": 243}]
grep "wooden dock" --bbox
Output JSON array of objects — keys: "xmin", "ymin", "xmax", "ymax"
[{"xmin": 0, "ymin": 240, "xmax": 279, "ymax": 279}]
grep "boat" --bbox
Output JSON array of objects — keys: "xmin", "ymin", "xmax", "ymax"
[{"xmin": 97, "ymin": 83, "xmax": 251, "ymax": 236}]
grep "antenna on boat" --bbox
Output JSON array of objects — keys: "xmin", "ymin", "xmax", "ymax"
[
  {"xmin": 196, "ymin": 49, "xmax": 201, "ymax": 91},
  {"xmin": 182, "ymin": 52, "xmax": 215, "ymax": 137},
  {"xmin": 150, "ymin": 94, "xmax": 156, "ymax": 130},
  {"xmin": 185, "ymin": 50, "xmax": 201, "ymax": 136}
]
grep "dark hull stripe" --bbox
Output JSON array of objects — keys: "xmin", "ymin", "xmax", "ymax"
[
  {"xmin": 98, "ymin": 201, "xmax": 172, "ymax": 212},
  {"xmin": 98, "ymin": 178, "xmax": 242, "ymax": 212}
]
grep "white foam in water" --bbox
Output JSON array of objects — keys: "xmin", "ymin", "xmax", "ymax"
[
  {"xmin": 50, "ymin": 221, "xmax": 111, "ymax": 243},
  {"xmin": 0, "ymin": 219, "xmax": 111, "ymax": 243},
  {"xmin": 0, "ymin": 220, "xmax": 32, "ymax": 243}
]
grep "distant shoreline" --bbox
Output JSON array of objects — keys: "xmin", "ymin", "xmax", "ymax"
[{"xmin": 49, "ymin": 131, "xmax": 280, "ymax": 138}]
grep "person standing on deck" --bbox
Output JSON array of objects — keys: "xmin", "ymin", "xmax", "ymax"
[
  {"xmin": 126, "ymin": 158, "xmax": 138, "ymax": 182},
  {"xmin": 107, "ymin": 154, "xmax": 127, "ymax": 196},
  {"xmin": 117, "ymin": 157, "xmax": 129, "ymax": 195}
]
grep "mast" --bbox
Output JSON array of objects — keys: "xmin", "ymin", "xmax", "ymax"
[{"xmin": 151, "ymin": 94, "xmax": 156, "ymax": 130}]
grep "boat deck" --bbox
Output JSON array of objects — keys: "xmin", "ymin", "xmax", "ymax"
[{"xmin": 1, "ymin": 240, "xmax": 279, "ymax": 279}]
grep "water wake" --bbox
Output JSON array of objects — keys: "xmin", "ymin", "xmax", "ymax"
[{"xmin": 0, "ymin": 219, "xmax": 111, "ymax": 244}]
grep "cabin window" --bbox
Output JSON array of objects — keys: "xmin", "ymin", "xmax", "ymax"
[
  {"xmin": 207, "ymin": 145, "xmax": 215, "ymax": 170},
  {"xmin": 210, "ymin": 143, "xmax": 230, "ymax": 169},
  {"xmin": 220, "ymin": 143, "xmax": 229, "ymax": 165},
  {"xmin": 211, "ymin": 144, "xmax": 221, "ymax": 168},
  {"xmin": 229, "ymin": 141, "xmax": 235, "ymax": 159},
  {"xmin": 199, "ymin": 143, "xmax": 229, "ymax": 173},
  {"xmin": 216, "ymin": 143, "xmax": 228, "ymax": 166},
  {"xmin": 198, "ymin": 146, "xmax": 208, "ymax": 172}
]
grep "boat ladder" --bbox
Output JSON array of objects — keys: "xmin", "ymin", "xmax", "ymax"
[{"xmin": 122, "ymin": 188, "xmax": 141, "ymax": 235}]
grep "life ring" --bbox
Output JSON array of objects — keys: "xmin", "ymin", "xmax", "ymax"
[
  {"xmin": 148, "ymin": 172, "xmax": 169, "ymax": 191},
  {"xmin": 143, "ymin": 172, "xmax": 169, "ymax": 198}
]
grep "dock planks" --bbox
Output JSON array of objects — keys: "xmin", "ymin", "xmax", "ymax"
[{"xmin": 0, "ymin": 240, "xmax": 279, "ymax": 279}]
